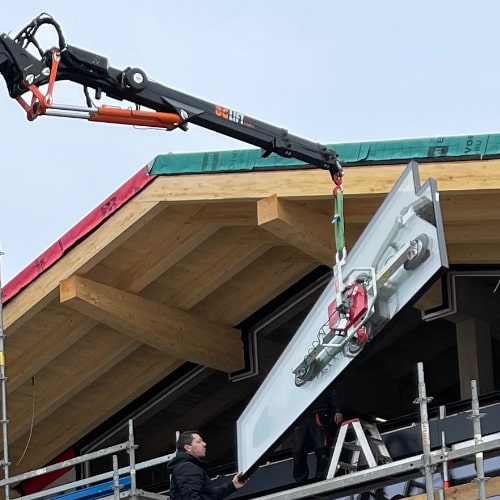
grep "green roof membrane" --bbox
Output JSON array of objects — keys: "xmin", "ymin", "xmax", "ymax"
[{"xmin": 149, "ymin": 133, "xmax": 499, "ymax": 175}]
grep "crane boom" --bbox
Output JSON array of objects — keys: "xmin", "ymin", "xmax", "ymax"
[{"xmin": 0, "ymin": 13, "xmax": 342, "ymax": 177}]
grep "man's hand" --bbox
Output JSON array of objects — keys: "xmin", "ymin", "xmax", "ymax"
[
  {"xmin": 333, "ymin": 412, "xmax": 343, "ymax": 425},
  {"xmin": 232, "ymin": 473, "xmax": 247, "ymax": 490}
]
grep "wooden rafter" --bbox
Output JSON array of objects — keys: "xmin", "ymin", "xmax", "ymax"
[
  {"xmin": 59, "ymin": 275, "xmax": 244, "ymax": 373},
  {"xmin": 257, "ymin": 195, "xmax": 334, "ymax": 265}
]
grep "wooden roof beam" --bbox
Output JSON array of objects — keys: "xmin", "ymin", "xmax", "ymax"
[
  {"xmin": 59, "ymin": 276, "xmax": 244, "ymax": 373},
  {"xmin": 257, "ymin": 195, "xmax": 334, "ymax": 265},
  {"xmin": 140, "ymin": 160, "xmax": 500, "ymax": 202}
]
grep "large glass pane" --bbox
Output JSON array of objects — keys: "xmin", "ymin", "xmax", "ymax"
[{"xmin": 237, "ymin": 161, "xmax": 449, "ymax": 476}]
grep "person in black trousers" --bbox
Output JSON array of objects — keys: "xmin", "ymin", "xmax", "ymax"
[{"xmin": 292, "ymin": 384, "xmax": 343, "ymax": 484}]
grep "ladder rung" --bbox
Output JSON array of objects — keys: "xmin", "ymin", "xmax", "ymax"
[
  {"xmin": 338, "ymin": 461, "xmax": 358, "ymax": 472},
  {"xmin": 343, "ymin": 442, "xmax": 362, "ymax": 451}
]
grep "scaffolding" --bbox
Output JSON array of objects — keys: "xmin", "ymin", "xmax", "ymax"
[
  {"xmin": 0, "ymin": 419, "xmax": 173, "ymax": 500},
  {"xmin": 0, "ymin": 361, "xmax": 493, "ymax": 500},
  {"xmin": 253, "ymin": 362, "xmax": 496, "ymax": 500}
]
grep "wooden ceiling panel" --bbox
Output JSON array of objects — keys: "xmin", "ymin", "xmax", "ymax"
[
  {"xmin": 142, "ymin": 226, "xmax": 277, "ymax": 309},
  {"xmin": 184, "ymin": 201, "xmax": 258, "ymax": 226},
  {"xmin": 7, "ymin": 312, "xmax": 97, "ymax": 394},
  {"xmin": 447, "ymin": 242, "xmax": 500, "ymax": 264},
  {"xmin": 6, "ymin": 325, "xmax": 138, "ymax": 446},
  {"xmin": 444, "ymin": 221, "xmax": 500, "ymax": 244},
  {"xmin": 7, "ymin": 345, "xmax": 182, "ymax": 476},
  {"xmin": 112, "ymin": 223, "xmax": 220, "ymax": 293},
  {"xmin": 122, "ymin": 203, "xmax": 208, "ymax": 253},
  {"xmin": 7, "ymin": 302, "xmax": 85, "ymax": 351},
  {"xmin": 90, "ymin": 246, "xmax": 148, "ymax": 278},
  {"xmin": 343, "ymin": 196, "xmax": 385, "ymax": 224},
  {"xmin": 191, "ymin": 246, "xmax": 318, "ymax": 325},
  {"xmin": 440, "ymin": 192, "xmax": 500, "ymax": 222}
]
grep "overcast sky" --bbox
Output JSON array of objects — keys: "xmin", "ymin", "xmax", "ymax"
[{"xmin": 1, "ymin": 1, "xmax": 500, "ymax": 283}]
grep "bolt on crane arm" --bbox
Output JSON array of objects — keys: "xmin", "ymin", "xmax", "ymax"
[{"xmin": 0, "ymin": 13, "xmax": 343, "ymax": 177}]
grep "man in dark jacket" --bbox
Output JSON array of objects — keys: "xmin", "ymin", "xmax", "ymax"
[
  {"xmin": 292, "ymin": 383, "xmax": 343, "ymax": 484},
  {"xmin": 167, "ymin": 430, "xmax": 247, "ymax": 500}
]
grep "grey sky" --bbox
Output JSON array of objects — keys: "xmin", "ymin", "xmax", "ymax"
[{"xmin": 1, "ymin": 1, "xmax": 499, "ymax": 283}]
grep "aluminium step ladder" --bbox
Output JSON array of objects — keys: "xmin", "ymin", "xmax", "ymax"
[{"xmin": 327, "ymin": 418, "xmax": 392, "ymax": 479}]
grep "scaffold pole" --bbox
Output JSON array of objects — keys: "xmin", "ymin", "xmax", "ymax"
[
  {"xmin": 469, "ymin": 379, "xmax": 488, "ymax": 500},
  {"xmin": 414, "ymin": 362, "xmax": 434, "ymax": 500},
  {"xmin": 0, "ymin": 251, "xmax": 10, "ymax": 500}
]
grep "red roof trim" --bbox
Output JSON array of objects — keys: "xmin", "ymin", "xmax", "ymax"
[{"xmin": 2, "ymin": 166, "xmax": 157, "ymax": 304}]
